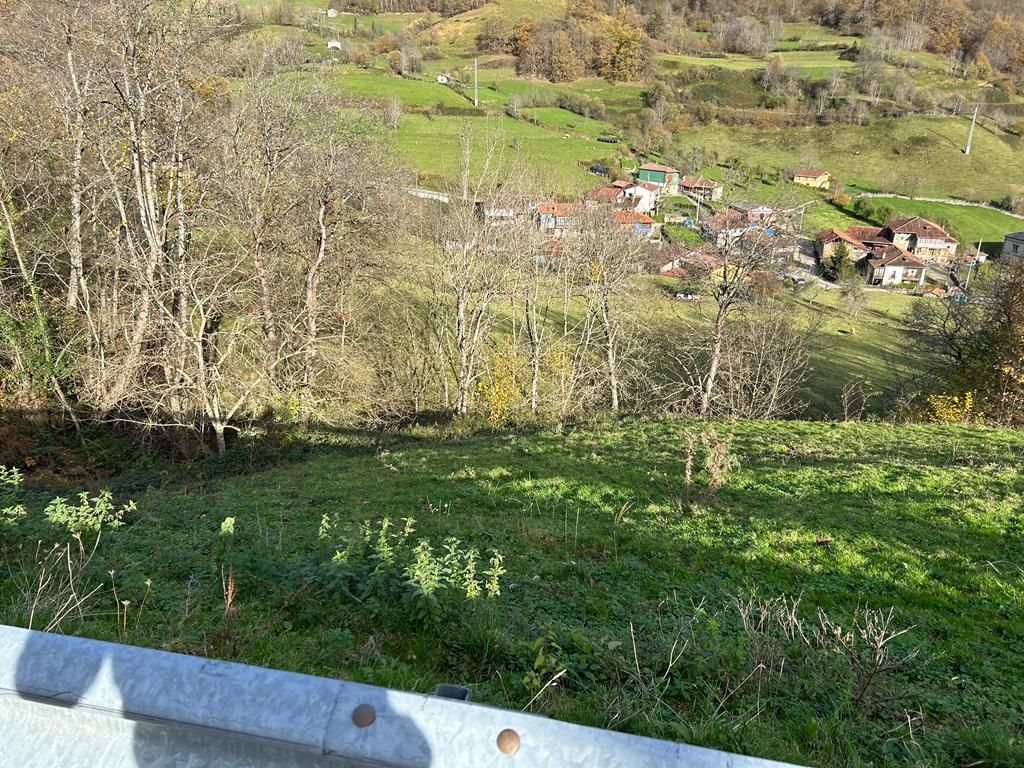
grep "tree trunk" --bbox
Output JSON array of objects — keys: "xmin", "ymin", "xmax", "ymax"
[
  {"xmin": 251, "ymin": 234, "xmax": 279, "ymax": 385},
  {"xmin": 213, "ymin": 422, "xmax": 226, "ymax": 457},
  {"xmin": 600, "ymin": 293, "xmax": 619, "ymax": 413},
  {"xmin": 67, "ymin": 122, "xmax": 85, "ymax": 311},
  {"xmin": 700, "ymin": 304, "xmax": 729, "ymax": 418},
  {"xmin": 303, "ymin": 200, "xmax": 329, "ymax": 398},
  {"xmin": 455, "ymin": 289, "xmax": 470, "ymax": 415},
  {"xmin": 524, "ymin": 296, "xmax": 540, "ymax": 413}
]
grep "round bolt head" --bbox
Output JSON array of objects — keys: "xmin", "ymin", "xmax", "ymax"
[
  {"xmin": 496, "ymin": 728, "xmax": 520, "ymax": 755},
  {"xmin": 352, "ymin": 704, "xmax": 376, "ymax": 728}
]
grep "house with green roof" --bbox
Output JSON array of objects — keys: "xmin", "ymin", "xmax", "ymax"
[{"xmin": 636, "ymin": 162, "xmax": 680, "ymax": 195}]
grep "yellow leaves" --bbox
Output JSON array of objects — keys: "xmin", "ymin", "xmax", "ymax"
[
  {"xmin": 476, "ymin": 338, "xmax": 523, "ymax": 426},
  {"xmin": 926, "ymin": 391, "xmax": 976, "ymax": 424}
]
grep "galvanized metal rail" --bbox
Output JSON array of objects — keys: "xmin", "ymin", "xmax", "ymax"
[{"xmin": 0, "ymin": 624, "xmax": 801, "ymax": 768}]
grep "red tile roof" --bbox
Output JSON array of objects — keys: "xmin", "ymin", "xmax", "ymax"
[
  {"xmin": 613, "ymin": 210, "xmax": 654, "ymax": 225},
  {"xmin": 846, "ymin": 226, "xmax": 886, "ymax": 242},
  {"xmin": 679, "ymin": 175, "xmax": 721, "ymax": 190},
  {"xmin": 867, "ymin": 245, "xmax": 926, "ymax": 269},
  {"xmin": 705, "ymin": 210, "xmax": 748, "ymax": 228},
  {"xmin": 657, "ymin": 245, "xmax": 722, "ymax": 273},
  {"xmin": 537, "ymin": 202, "xmax": 580, "ymax": 217},
  {"xmin": 887, "ymin": 216, "xmax": 953, "ymax": 241},
  {"xmin": 639, "ymin": 162, "xmax": 678, "ymax": 174},
  {"xmin": 586, "ymin": 185, "xmax": 624, "ymax": 203},
  {"xmin": 817, "ymin": 228, "xmax": 867, "ymax": 250}
]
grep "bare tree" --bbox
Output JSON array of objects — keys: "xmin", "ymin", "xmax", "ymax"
[
  {"xmin": 707, "ymin": 298, "xmax": 818, "ymax": 419},
  {"xmin": 697, "ymin": 233, "xmax": 775, "ymax": 418},
  {"xmin": 570, "ymin": 207, "xmax": 648, "ymax": 413},
  {"xmin": 422, "ymin": 130, "xmax": 525, "ymax": 416}
]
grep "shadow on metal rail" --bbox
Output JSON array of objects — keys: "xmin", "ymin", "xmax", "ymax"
[{"xmin": 0, "ymin": 624, "xmax": 802, "ymax": 768}]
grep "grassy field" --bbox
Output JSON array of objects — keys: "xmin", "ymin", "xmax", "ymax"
[
  {"xmin": 677, "ymin": 117, "xmax": 1024, "ymax": 202},
  {"xmin": 853, "ymin": 198, "xmax": 1024, "ymax": 253},
  {"xmin": 634, "ymin": 277, "xmax": 924, "ymax": 417},
  {"xmin": 658, "ymin": 49, "xmax": 857, "ymax": 79},
  {"xmin": 774, "ymin": 22, "xmax": 860, "ymax": 50},
  {"xmin": 321, "ymin": 67, "xmax": 472, "ymax": 107},
  {"xmin": 394, "ymin": 112, "xmax": 610, "ymax": 192},
  {"xmin": 242, "ymin": 6, "xmax": 1024, "ymax": 201},
  {"xmin": 522, "ymin": 106, "xmax": 618, "ymax": 137},
  {"xmin": 4, "ymin": 419, "xmax": 1022, "ymax": 767}
]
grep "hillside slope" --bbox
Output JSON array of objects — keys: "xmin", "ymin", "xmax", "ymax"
[{"xmin": 4, "ymin": 419, "xmax": 1022, "ymax": 766}]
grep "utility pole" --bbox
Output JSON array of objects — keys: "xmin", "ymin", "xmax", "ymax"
[
  {"xmin": 965, "ymin": 239, "xmax": 983, "ymax": 289},
  {"xmin": 473, "ymin": 58, "xmax": 479, "ymax": 107},
  {"xmin": 964, "ymin": 104, "xmax": 980, "ymax": 155}
]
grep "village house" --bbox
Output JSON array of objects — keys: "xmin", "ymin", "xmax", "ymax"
[
  {"xmin": 816, "ymin": 228, "xmax": 869, "ymax": 263},
  {"xmin": 1002, "ymin": 231, "xmax": 1024, "ymax": 258},
  {"xmin": 613, "ymin": 210, "xmax": 657, "ymax": 240},
  {"xmin": 886, "ymin": 217, "xmax": 958, "ymax": 261},
  {"xmin": 679, "ymin": 176, "xmax": 723, "ymax": 202},
  {"xmin": 816, "ymin": 224, "xmax": 929, "ymax": 287},
  {"xmin": 817, "ymin": 217, "xmax": 960, "ymax": 279},
  {"xmin": 622, "ymin": 181, "xmax": 661, "ymax": 214},
  {"xmin": 636, "ymin": 162, "xmax": 680, "ymax": 195},
  {"xmin": 729, "ymin": 200, "xmax": 775, "ymax": 224},
  {"xmin": 584, "ymin": 185, "xmax": 626, "ymax": 207},
  {"xmin": 866, "ymin": 248, "xmax": 927, "ymax": 288},
  {"xmin": 656, "ymin": 244, "xmax": 722, "ymax": 277},
  {"xmin": 585, "ymin": 181, "xmax": 660, "ymax": 215},
  {"xmin": 700, "ymin": 209, "xmax": 757, "ymax": 247},
  {"xmin": 793, "ymin": 168, "xmax": 832, "ymax": 190},
  {"xmin": 537, "ymin": 202, "xmax": 580, "ymax": 235},
  {"xmin": 475, "ymin": 200, "xmax": 518, "ymax": 223}
]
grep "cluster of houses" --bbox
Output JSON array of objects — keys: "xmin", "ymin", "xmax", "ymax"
[
  {"xmin": 535, "ymin": 162, "xmax": 721, "ymax": 241},
  {"xmin": 483, "ymin": 155, "xmax": 1021, "ymax": 296},
  {"xmin": 816, "ymin": 217, "xmax": 961, "ymax": 287}
]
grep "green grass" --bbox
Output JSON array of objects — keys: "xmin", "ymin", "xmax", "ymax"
[
  {"xmin": 5, "ymin": 419, "xmax": 1023, "ymax": 767},
  {"xmin": 522, "ymin": 107, "xmax": 618, "ymax": 137},
  {"xmin": 663, "ymin": 223, "xmax": 703, "ymax": 246},
  {"xmin": 634, "ymin": 278, "xmax": 924, "ymax": 416},
  {"xmin": 320, "ymin": 67, "xmax": 471, "ymax": 107},
  {"xmin": 796, "ymin": 290, "xmax": 921, "ymax": 413},
  {"xmin": 851, "ymin": 197, "xmax": 1024, "ymax": 254},
  {"xmin": 658, "ymin": 49, "xmax": 857, "ymax": 80},
  {"xmin": 677, "ymin": 116, "xmax": 1024, "ymax": 202},
  {"xmin": 395, "ymin": 112, "xmax": 611, "ymax": 192},
  {"xmin": 774, "ymin": 22, "xmax": 860, "ymax": 50}
]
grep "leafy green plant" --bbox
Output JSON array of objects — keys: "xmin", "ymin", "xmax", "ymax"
[
  {"xmin": 315, "ymin": 516, "xmax": 504, "ymax": 629},
  {"xmin": 44, "ymin": 491, "xmax": 133, "ymax": 533}
]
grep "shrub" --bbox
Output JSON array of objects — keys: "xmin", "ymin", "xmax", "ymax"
[
  {"xmin": 926, "ymin": 391, "xmax": 976, "ymax": 423},
  {"xmin": 314, "ymin": 516, "xmax": 505, "ymax": 628}
]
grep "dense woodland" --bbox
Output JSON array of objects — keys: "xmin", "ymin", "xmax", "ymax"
[{"xmin": 472, "ymin": 0, "xmax": 1024, "ymax": 93}]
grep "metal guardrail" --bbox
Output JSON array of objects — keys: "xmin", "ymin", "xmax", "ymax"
[{"xmin": 0, "ymin": 624, "xmax": 802, "ymax": 768}]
